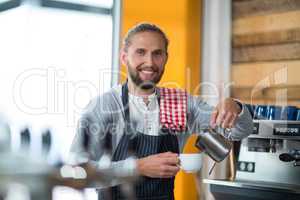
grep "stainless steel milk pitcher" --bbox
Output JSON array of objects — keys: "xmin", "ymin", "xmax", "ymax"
[{"xmin": 195, "ymin": 127, "xmax": 232, "ymax": 162}]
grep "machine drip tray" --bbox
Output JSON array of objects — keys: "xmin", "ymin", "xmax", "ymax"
[{"xmin": 203, "ymin": 179, "xmax": 300, "ymax": 200}]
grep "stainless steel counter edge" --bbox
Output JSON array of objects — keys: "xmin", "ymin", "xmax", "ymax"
[{"xmin": 203, "ymin": 179, "xmax": 300, "ymax": 194}]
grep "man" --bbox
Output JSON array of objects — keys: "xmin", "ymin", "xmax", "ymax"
[{"xmin": 71, "ymin": 23, "xmax": 253, "ymax": 200}]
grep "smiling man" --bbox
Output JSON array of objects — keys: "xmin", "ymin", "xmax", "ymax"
[
  {"xmin": 122, "ymin": 27, "xmax": 167, "ymax": 94},
  {"xmin": 71, "ymin": 23, "xmax": 253, "ymax": 200}
]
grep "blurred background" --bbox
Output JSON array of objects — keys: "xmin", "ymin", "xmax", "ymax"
[
  {"xmin": 0, "ymin": 0, "xmax": 115, "ymax": 199},
  {"xmin": 1, "ymin": 0, "xmax": 300, "ymax": 200}
]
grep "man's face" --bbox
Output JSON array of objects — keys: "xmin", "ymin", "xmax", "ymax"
[{"xmin": 121, "ymin": 31, "xmax": 168, "ymax": 89}]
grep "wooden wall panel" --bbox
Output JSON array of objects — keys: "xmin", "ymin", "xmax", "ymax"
[
  {"xmin": 233, "ymin": 0, "xmax": 300, "ymax": 19},
  {"xmin": 233, "ymin": 28, "xmax": 300, "ymax": 47},
  {"xmin": 232, "ymin": 0, "xmax": 300, "ymax": 107},
  {"xmin": 241, "ymin": 99, "xmax": 300, "ymax": 108},
  {"xmin": 231, "ymin": 61, "xmax": 300, "ymax": 87},
  {"xmin": 233, "ymin": 10, "xmax": 300, "ymax": 35},
  {"xmin": 233, "ymin": 43, "xmax": 300, "ymax": 62},
  {"xmin": 231, "ymin": 87, "xmax": 300, "ymax": 100}
]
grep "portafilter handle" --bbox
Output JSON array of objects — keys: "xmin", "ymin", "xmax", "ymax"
[{"xmin": 279, "ymin": 153, "xmax": 295, "ymax": 162}]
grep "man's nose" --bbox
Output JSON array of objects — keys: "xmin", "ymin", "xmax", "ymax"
[{"xmin": 144, "ymin": 53, "xmax": 154, "ymax": 66}]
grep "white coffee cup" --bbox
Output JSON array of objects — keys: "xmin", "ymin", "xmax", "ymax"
[{"xmin": 179, "ymin": 153, "xmax": 202, "ymax": 173}]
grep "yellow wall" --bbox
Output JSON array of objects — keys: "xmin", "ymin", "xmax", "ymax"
[{"xmin": 120, "ymin": 0, "xmax": 202, "ymax": 199}]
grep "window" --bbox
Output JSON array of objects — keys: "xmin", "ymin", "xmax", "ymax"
[
  {"xmin": 0, "ymin": 0, "xmax": 118, "ymax": 199},
  {"xmin": 52, "ymin": 0, "xmax": 113, "ymax": 8}
]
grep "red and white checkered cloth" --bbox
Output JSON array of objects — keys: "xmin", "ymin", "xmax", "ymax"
[{"xmin": 159, "ymin": 87, "xmax": 187, "ymax": 132}]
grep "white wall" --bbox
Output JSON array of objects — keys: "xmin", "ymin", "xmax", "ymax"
[{"xmin": 200, "ymin": 0, "xmax": 232, "ymax": 199}]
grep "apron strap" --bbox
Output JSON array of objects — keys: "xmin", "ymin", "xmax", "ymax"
[
  {"xmin": 121, "ymin": 82, "xmax": 130, "ymax": 124},
  {"xmin": 121, "ymin": 82, "xmax": 137, "ymax": 153}
]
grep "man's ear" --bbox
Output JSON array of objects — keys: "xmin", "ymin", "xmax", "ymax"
[{"xmin": 120, "ymin": 48, "xmax": 127, "ymax": 66}]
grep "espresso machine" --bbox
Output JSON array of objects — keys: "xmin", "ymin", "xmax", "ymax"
[
  {"xmin": 236, "ymin": 120, "xmax": 300, "ymax": 185},
  {"xmin": 204, "ymin": 120, "xmax": 300, "ymax": 200}
]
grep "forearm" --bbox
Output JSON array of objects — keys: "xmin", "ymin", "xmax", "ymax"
[{"xmin": 188, "ymin": 95, "xmax": 253, "ymax": 140}]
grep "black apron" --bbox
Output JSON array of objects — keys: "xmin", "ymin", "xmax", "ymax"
[{"xmin": 109, "ymin": 83, "xmax": 179, "ymax": 200}]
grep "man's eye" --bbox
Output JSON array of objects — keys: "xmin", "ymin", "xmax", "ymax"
[
  {"xmin": 153, "ymin": 51, "xmax": 162, "ymax": 56},
  {"xmin": 136, "ymin": 49, "xmax": 145, "ymax": 55}
]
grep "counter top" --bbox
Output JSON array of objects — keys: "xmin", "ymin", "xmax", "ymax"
[{"xmin": 203, "ymin": 179, "xmax": 300, "ymax": 194}]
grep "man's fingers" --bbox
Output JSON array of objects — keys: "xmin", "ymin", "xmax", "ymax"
[
  {"xmin": 222, "ymin": 113, "xmax": 233, "ymax": 128},
  {"xmin": 165, "ymin": 165, "xmax": 180, "ymax": 173},
  {"xmin": 216, "ymin": 111, "xmax": 226, "ymax": 126},
  {"xmin": 160, "ymin": 165, "xmax": 180, "ymax": 177},
  {"xmin": 229, "ymin": 113, "xmax": 238, "ymax": 128},
  {"xmin": 210, "ymin": 109, "xmax": 218, "ymax": 128},
  {"xmin": 163, "ymin": 157, "xmax": 180, "ymax": 165},
  {"xmin": 212, "ymin": 98, "xmax": 243, "ymax": 129},
  {"xmin": 160, "ymin": 152, "xmax": 178, "ymax": 158}
]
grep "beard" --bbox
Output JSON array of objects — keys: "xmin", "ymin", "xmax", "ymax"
[{"xmin": 127, "ymin": 62, "xmax": 164, "ymax": 90}]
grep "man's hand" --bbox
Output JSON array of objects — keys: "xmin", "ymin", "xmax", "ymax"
[
  {"xmin": 210, "ymin": 98, "xmax": 242, "ymax": 129},
  {"xmin": 136, "ymin": 152, "xmax": 180, "ymax": 178}
]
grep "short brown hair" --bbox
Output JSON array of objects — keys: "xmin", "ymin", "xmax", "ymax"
[{"xmin": 123, "ymin": 23, "xmax": 169, "ymax": 52}]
